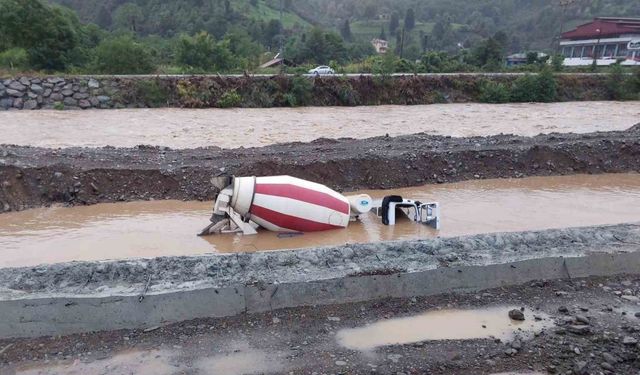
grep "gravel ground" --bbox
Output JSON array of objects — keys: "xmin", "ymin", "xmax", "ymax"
[{"xmin": 1, "ymin": 275, "xmax": 639, "ymax": 375}]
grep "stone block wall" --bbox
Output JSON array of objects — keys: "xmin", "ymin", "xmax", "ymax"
[{"xmin": 0, "ymin": 76, "xmax": 114, "ymax": 110}]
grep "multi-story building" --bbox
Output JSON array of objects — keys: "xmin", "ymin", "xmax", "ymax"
[{"xmin": 559, "ymin": 17, "xmax": 640, "ymax": 66}]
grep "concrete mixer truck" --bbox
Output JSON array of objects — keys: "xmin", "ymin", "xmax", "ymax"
[{"xmin": 200, "ymin": 175, "xmax": 439, "ymax": 236}]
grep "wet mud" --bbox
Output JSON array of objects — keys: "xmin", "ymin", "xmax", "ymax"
[
  {"xmin": 1, "ymin": 126, "xmax": 640, "ymax": 213},
  {"xmin": 2, "ymin": 174, "xmax": 640, "ymax": 267},
  {"xmin": 336, "ymin": 306, "xmax": 552, "ymax": 351}
]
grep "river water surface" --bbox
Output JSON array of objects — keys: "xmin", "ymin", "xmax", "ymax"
[
  {"xmin": 1, "ymin": 174, "xmax": 640, "ymax": 267},
  {"xmin": 0, "ymin": 101, "xmax": 637, "ymax": 149}
]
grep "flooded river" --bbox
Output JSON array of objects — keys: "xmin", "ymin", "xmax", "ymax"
[
  {"xmin": 0, "ymin": 102, "xmax": 637, "ymax": 149},
  {"xmin": 1, "ymin": 174, "xmax": 640, "ymax": 267}
]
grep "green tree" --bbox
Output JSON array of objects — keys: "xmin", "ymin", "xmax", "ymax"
[
  {"xmin": 92, "ymin": 35, "xmax": 155, "ymax": 74},
  {"xmin": 363, "ymin": 4, "xmax": 377, "ymax": 20},
  {"xmin": 526, "ymin": 51, "xmax": 538, "ymax": 65},
  {"xmin": 176, "ymin": 32, "xmax": 216, "ymax": 71},
  {"xmin": 304, "ymin": 27, "xmax": 328, "ymax": 63},
  {"xmin": 0, "ymin": 0, "xmax": 81, "ymax": 70},
  {"xmin": 224, "ymin": 27, "xmax": 262, "ymax": 68},
  {"xmin": 340, "ymin": 19, "xmax": 352, "ymax": 42},
  {"xmin": 176, "ymin": 31, "xmax": 236, "ymax": 72},
  {"xmin": 379, "ymin": 25, "xmax": 387, "ymax": 40},
  {"xmin": 405, "ymin": 8, "xmax": 415, "ymax": 30},
  {"xmin": 113, "ymin": 3, "xmax": 144, "ymax": 32},
  {"xmin": 471, "ymin": 34, "xmax": 505, "ymax": 68},
  {"xmin": 389, "ymin": 12, "xmax": 400, "ymax": 36}
]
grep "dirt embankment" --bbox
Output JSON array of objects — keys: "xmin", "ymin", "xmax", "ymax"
[
  {"xmin": 0, "ymin": 74, "xmax": 619, "ymax": 110},
  {"xmin": 1, "ymin": 126, "xmax": 640, "ymax": 212}
]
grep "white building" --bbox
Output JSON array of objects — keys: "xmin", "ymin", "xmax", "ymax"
[{"xmin": 559, "ymin": 17, "xmax": 640, "ymax": 66}]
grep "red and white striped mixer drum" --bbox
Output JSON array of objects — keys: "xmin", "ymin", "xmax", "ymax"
[{"xmin": 229, "ymin": 176, "xmax": 351, "ymax": 232}]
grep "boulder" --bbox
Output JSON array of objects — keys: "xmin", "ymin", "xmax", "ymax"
[
  {"xmin": 0, "ymin": 98, "xmax": 12, "ymax": 109},
  {"xmin": 8, "ymin": 81, "xmax": 26, "ymax": 91},
  {"xmin": 43, "ymin": 88, "xmax": 52, "ymax": 97},
  {"xmin": 88, "ymin": 78, "xmax": 100, "ymax": 88},
  {"xmin": 73, "ymin": 92, "xmax": 90, "ymax": 100},
  {"xmin": 6, "ymin": 89, "xmax": 23, "ymax": 97},
  {"xmin": 61, "ymin": 89, "xmax": 74, "ymax": 97},
  {"xmin": 78, "ymin": 99, "xmax": 91, "ymax": 109},
  {"xmin": 30, "ymin": 84, "xmax": 44, "ymax": 94},
  {"xmin": 50, "ymin": 93, "xmax": 64, "ymax": 102},
  {"xmin": 508, "ymin": 309, "xmax": 525, "ymax": 321},
  {"xmin": 19, "ymin": 77, "xmax": 30, "ymax": 85},
  {"xmin": 63, "ymin": 97, "xmax": 78, "ymax": 106},
  {"xmin": 12, "ymin": 98, "xmax": 24, "ymax": 109},
  {"xmin": 97, "ymin": 95, "xmax": 111, "ymax": 103},
  {"xmin": 23, "ymin": 100, "xmax": 38, "ymax": 110}
]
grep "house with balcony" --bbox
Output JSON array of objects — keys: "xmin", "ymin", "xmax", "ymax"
[
  {"xmin": 371, "ymin": 38, "xmax": 389, "ymax": 54},
  {"xmin": 559, "ymin": 17, "xmax": 640, "ymax": 66}
]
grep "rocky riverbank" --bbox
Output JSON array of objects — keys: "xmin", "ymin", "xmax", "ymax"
[{"xmin": 0, "ymin": 73, "xmax": 617, "ymax": 110}]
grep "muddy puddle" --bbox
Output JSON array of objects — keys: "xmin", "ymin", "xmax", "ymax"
[
  {"xmin": 15, "ymin": 349, "xmax": 175, "ymax": 375},
  {"xmin": 14, "ymin": 347, "xmax": 282, "ymax": 375},
  {"xmin": 0, "ymin": 102, "xmax": 637, "ymax": 149},
  {"xmin": 336, "ymin": 306, "xmax": 552, "ymax": 351},
  {"xmin": 1, "ymin": 174, "xmax": 640, "ymax": 267},
  {"xmin": 13, "ymin": 340, "xmax": 286, "ymax": 375}
]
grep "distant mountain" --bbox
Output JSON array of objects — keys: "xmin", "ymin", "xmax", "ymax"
[{"xmin": 49, "ymin": 0, "xmax": 639, "ymax": 52}]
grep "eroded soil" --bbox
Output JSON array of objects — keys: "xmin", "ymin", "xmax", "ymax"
[{"xmin": 1, "ymin": 125, "xmax": 640, "ymax": 213}]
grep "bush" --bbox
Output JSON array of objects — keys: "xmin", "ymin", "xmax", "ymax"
[
  {"xmin": 336, "ymin": 80, "xmax": 360, "ymax": 106},
  {"xmin": 176, "ymin": 80, "xmax": 212, "ymax": 107},
  {"xmin": 92, "ymin": 36, "xmax": 155, "ymax": 74},
  {"xmin": 133, "ymin": 80, "xmax": 169, "ymax": 107},
  {"xmin": 511, "ymin": 68, "xmax": 556, "ymax": 102},
  {"xmin": 0, "ymin": 47, "xmax": 28, "ymax": 70},
  {"xmin": 287, "ymin": 75, "xmax": 313, "ymax": 106},
  {"xmin": 478, "ymin": 80, "xmax": 510, "ymax": 103},
  {"xmin": 606, "ymin": 64, "xmax": 637, "ymax": 100},
  {"xmin": 217, "ymin": 90, "xmax": 242, "ymax": 108},
  {"xmin": 536, "ymin": 66, "xmax": 557, "ymax": 102},
  {"xmin": 510, "ymin": 74, "xmax": 539, "ymax": 102},
  {"xmin": 551, "ymin": 54, "xmax": 564, "ymax": 72},
  {"xmin": 633, "ymin": 68, "xmax": 640, "ymax": 94}
]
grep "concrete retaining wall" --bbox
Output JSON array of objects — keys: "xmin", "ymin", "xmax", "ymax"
[
  {"xmin": 1, "ymin": 252, "xmax": 638, "ymax": 339},
  {"xmin": 1, "ymin": 223, "xmax": 639, "ymax": 339}
]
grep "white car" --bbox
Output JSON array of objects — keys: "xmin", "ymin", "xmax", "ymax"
[{"xmin": 308, "ymin": 66, "xmax": 335, "ymax": 75}]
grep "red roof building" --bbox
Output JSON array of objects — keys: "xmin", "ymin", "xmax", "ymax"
[{"xmin": 559, "ymin": 17, "xmax": 640, "ymax": 66}]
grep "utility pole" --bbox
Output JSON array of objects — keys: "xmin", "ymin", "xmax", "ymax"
[
  {"xmin": 556, "ymin": 0, "xmax": 576, "ymax": 54},
  {"xmin": 399, "ymin": 25, "xmax": 406, "ymax": 59},
  {"xmin": 593, "ymin": 28, "xmax": 602, "ymax": 68},
  {"xmin": 279, "ymin": 0, "xmax": 285, "ymax": 74}
]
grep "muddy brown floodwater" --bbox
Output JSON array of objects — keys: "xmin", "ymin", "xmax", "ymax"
[
  {"xmin": 0, "ymin": 102, "xmax": 638, "ymax": 149},
  {"xmin": 336, "ymin": 306, "xmax": 553, "ymax": 351},
  {"xmin": 1, "ymin": 173, "xmax": 640, "ymax": 268}
]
